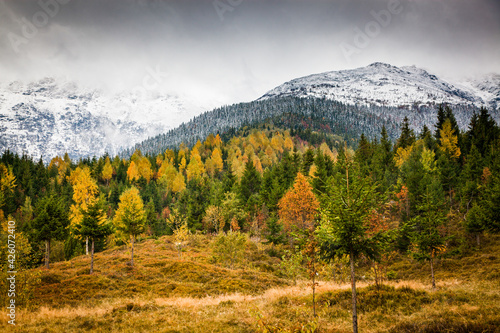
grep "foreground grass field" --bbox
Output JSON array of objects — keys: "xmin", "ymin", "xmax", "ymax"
[{"xmin": 1, "ymin": 234, "xmax": 499, "ymax": 332}]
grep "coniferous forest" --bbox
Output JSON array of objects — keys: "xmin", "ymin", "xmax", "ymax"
[{"xmin": 1, "ymin": 104, "xmax": 500, "ymax": 332}]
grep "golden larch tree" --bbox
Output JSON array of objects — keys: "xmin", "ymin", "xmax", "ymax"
[
  {"xmin": 101, "ymin": 157, "xmax": 114, "ymax": 186},
  {"xmin": 68, "ymin": 166, "xmax": 99, "ymax": 255},
  {"xmin": 113, "ymin": 187, "xmax": 146, "ymax": 266},
  {"xmin": 439, "ymin": 119, "xmax": 461, "ymax": 159},
  {"xmin": 127, "ymin": 161, "xmax": 140, "ymax": 183}
]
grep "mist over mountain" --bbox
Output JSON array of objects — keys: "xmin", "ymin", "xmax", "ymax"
[{"xmin": 1, "ymin": 63, "xmax": 498, "ymax": 160}]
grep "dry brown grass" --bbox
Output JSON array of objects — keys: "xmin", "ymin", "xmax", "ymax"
[{"xmin": 0, "ymin": 234, "xmax": 498, "ymax": 332}]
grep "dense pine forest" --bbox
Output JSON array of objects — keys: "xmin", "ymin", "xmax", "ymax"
[{"xmin": 0, "ymin": 104, "xmax": 499, "ymax": 332}]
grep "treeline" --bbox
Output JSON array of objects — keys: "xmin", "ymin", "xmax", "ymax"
[
  {"xmin": 121, "ymin": 96, "xmax": 483, "ymax": 158},
  {"xmin": 0, "ymin": 104, "xmax": 498, "ymax": 273}
]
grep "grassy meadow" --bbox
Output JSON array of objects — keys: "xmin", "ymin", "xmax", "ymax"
[{"xmin": 1, "ymin": 234, "xmax": 499, "ymax": 333}]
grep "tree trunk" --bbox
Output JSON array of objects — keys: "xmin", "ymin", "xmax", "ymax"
[
  {"xmin": 86, "ymin": 237, "xmax": 89, "ymax": 256},
  {"xmin": 45, "ymin": 240, "xmax": 50, "ymax": 269},
  {"xmin": 131, "ymin": 235, "xmax": 134, "ymax": 267},
  {"xmin": 476, "ymin": 233, "xmax": 480, "ymax": 248},
  {"xmin": 430, "ymin": 254, "xmax": 436, "ymax": 290},
  {"xmin": 90, "ymin": 238, "xmax": 94, "ymax": 274},
  {"xmin": 312, "ymin": 269, "xmax": 316, "ymax": 317},
  {"xmin": 350, "ymin": 249, "xmax": 358, "ymax": 333}
]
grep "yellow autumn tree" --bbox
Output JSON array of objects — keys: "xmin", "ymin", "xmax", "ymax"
[
  {"xmin": 271, "ymin": 133, "xmax": 284, "ymax": 154},
  {"xmin": 68, "ymin": 166, "xmax": 99, "ymax": 254},
  {"xmin": 284, "ymin": 134, "xmax": 294, "ymax": 151},
  {"xmin": 113, "ymin": 187, "xmax": 146, "ymax": 266},
  {"xmin": 278, "ymin": 172, "xmax": 319, "ymax": 231},
  {"xmin": 158, "ymin": 161, "xmax": 186, "ymax": 193},
  {"xmin": 171, "ymin": 172, "xmax": 186, "ymax": 193},
  {"xmin": 127, "ymin": 161, "xmax": 140, "ymax": 183},
  {"xmin": 211, "ymin": 147, "xmax": 224, "ymax": 174},
  {"xmin": 101, "ymin": 157, "xmax": 114, "ymax": 186},
  {"xmin": 214, "ymin": 134, "xmax": 223, "ymax": 147},
  {"xmin": 206, "ymin": 147, "xmax": 224, "ymax": 177},
  {"xmin": 137, "ymin": 157, "xmax": 153, "ymax": 183},
  {"xmin": 438, "ymin": 119, "xmax": 461, "ymax": 159},
  {"xmin": 165, "ymin": 149, "xmax": 176, "ymax": 164},
  {"xmin": 394, "ymin": 145, "xmax": 413, "ymax": 168},
  {"xmin": 320, "ymin": 142, "xmax": 336, "ymax": 161},
  {"xmin": 179, "ymin": 156, "xmax": 187, "ymax": 175},
  {"xmin": 186, "ymin": 147, "xmax": 205, "ymax": 181},
  {"xmin": 69, "ymin": 166, "xmax": 99, "ymax": 226},
  {"xmin": 48, "ymin": 156, "xmax": 69, "ymax": 185}
]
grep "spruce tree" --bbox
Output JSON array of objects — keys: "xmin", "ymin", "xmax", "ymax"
[
  {"xmin": 239, "ymin": 160, "xmax": 261, "ymax": 204},
  {"xmin": 74, "ymin": 199, "xmax": 113, "ymax": 274},
  {"xmin": 32, "ymin": 195, "xmax": 69, "ymax": 269},
  {"xmin": 410, "ymin": 180, "xmax": 447, "ymax": 289},
  {"xmin": 317, "ymin": 154, "xmax": 380, "ymax": 333},
  {"xmin": 396, "ymin": 117, "xmax": 415, "ymax": 150}
]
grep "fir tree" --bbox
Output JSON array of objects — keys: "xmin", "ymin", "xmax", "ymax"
[
  {"xmin": 74, "ymin": 199, "xmax": 113, "ymax": 274},
  {"xmin": 32, "ymin": 195, "xmax": 69, "ymax": 269},
  {"xmin": 395, "ymin": 116, "xmax": 415, "ymax": 150}
]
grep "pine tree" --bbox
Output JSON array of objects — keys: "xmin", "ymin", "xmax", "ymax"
[
  {"xmin": 74, "ymin": 199, "xmax": 113, "ymax": 274},
  {"xmin": 301, "ymin": 148, "xmax": 315, "ymax": 175},
  {"xmin": 410, "ymin": 180, "xmax": 447, "ymax": 289},
  {"xmin": 396, "ymin": 116, "xmax": 415, "ymax": 150},
  {"xmin": 355, "ymin": 133, "xmax": 372, "ymax": 176},
  {"xmin": 317, "ymin": 154, "xmax": 380, "ymax": 333},
  {"xmin": 239, "ymin": 160, "xmax": 261, "ymax": 204},
  {"xmin": 32, "ymin": 195, "xmax": 69, "ymax": 269}
]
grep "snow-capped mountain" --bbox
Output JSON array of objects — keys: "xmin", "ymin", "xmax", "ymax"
[
  {"xmin": 0, "ymin": 78, "xmax": 217, "ymax": 161},
  {"xmin": 259, "ymin": 63, "xmax": 499, "ymax": 111},
  {"xmin": 2, "ymin": 63, "xmax": 499, "ymax": 161}
]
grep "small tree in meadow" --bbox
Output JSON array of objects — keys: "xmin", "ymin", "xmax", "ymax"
[
  {"xmin": 74, "ymin": 199, "xmax": 113, "ymax": 274},
  {"xmin": 212, "ymin": 230, "xmax": 247, "ymax": 269},
  {"xmin": 32, "ymin": 195, "xmax": 69, "ymax": 269},
  {"xmin": 113, "ymin": 187, "xmax": 146, "ymax": 267}
]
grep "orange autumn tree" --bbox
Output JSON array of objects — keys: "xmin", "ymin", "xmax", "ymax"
[{"xmin": 278, "ymin": 172, "xmax": 319, "ymax": 232}]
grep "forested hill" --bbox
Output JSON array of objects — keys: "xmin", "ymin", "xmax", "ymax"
[{"xmin": 121, "ymin": 97, "xmax": 478, "ymax": 158}]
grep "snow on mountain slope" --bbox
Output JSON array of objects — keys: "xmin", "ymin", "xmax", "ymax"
[
  {"xmin": 0, "ymin": 78, "xmax": 216, "ymax": 161},
  {"xmin": 457, "ymin": 73, "xmax": 500, "ymax": 111},
  {"xmin": 259, "ymin": 63, "xmax": 498, "ymax": 110}
]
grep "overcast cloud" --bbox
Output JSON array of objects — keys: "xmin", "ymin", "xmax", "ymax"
[{"xmin": 0, "ymin": 0, "xmax": 499, "ymax": 105}]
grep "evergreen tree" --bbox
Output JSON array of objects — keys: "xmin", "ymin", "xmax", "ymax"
[
  {"xmin": 74, "ymin": 199, "xmax": 113, "ymax": 274},
  {"xmin": 317, "ymin": 155, "xmax": 380, "ymax": 333},
  {"xmin": 354, "ymin": 133, "xmax": 373, "ymax": 176},
  {"xmin": 395, "ymin": 116, "xmax": 415, "ymax": 150},
  {"xmin": 302, "ymin": 148, "xmax": 315, "ymax": 175},
  {"xmin": 410, "ymin": 180, "xmax": 447, "ymax": 289},
  {"xmin": 32, "ymin": 195, "xmax": 69, "ymax": 269},
  {"xmin": 461, "ymin": 144, "xmax": 483, "ymax": 211},
  {"xmin": 239, "ymin": 160, "xmax": 262, "ymax": 204}
]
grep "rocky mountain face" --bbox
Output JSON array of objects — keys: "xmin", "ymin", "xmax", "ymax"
[{"xmin": 0, "ymin": 78, "xmax": 211, "ymax": 161}]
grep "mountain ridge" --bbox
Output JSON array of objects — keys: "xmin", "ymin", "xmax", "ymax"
[
  {"xmin": 259, "ymin": 62, "xmax": 499, "ymax": 111},
  {"xmin": 1, "ymin": 63, "xmax": 498, "ymax": 160}
]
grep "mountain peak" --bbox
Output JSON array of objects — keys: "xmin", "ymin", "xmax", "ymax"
[
  {"xmin": 259, "ymin": 63, "xmax": 498, "ymax": 110},
  {"xmin": 368, "ymin": 62, "xmax": 394, "ymax": 68}
]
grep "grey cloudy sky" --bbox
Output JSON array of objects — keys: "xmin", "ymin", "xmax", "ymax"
[{"xmin": 0, "ymin": 0, "xmax": 499, "ymax": 105}]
